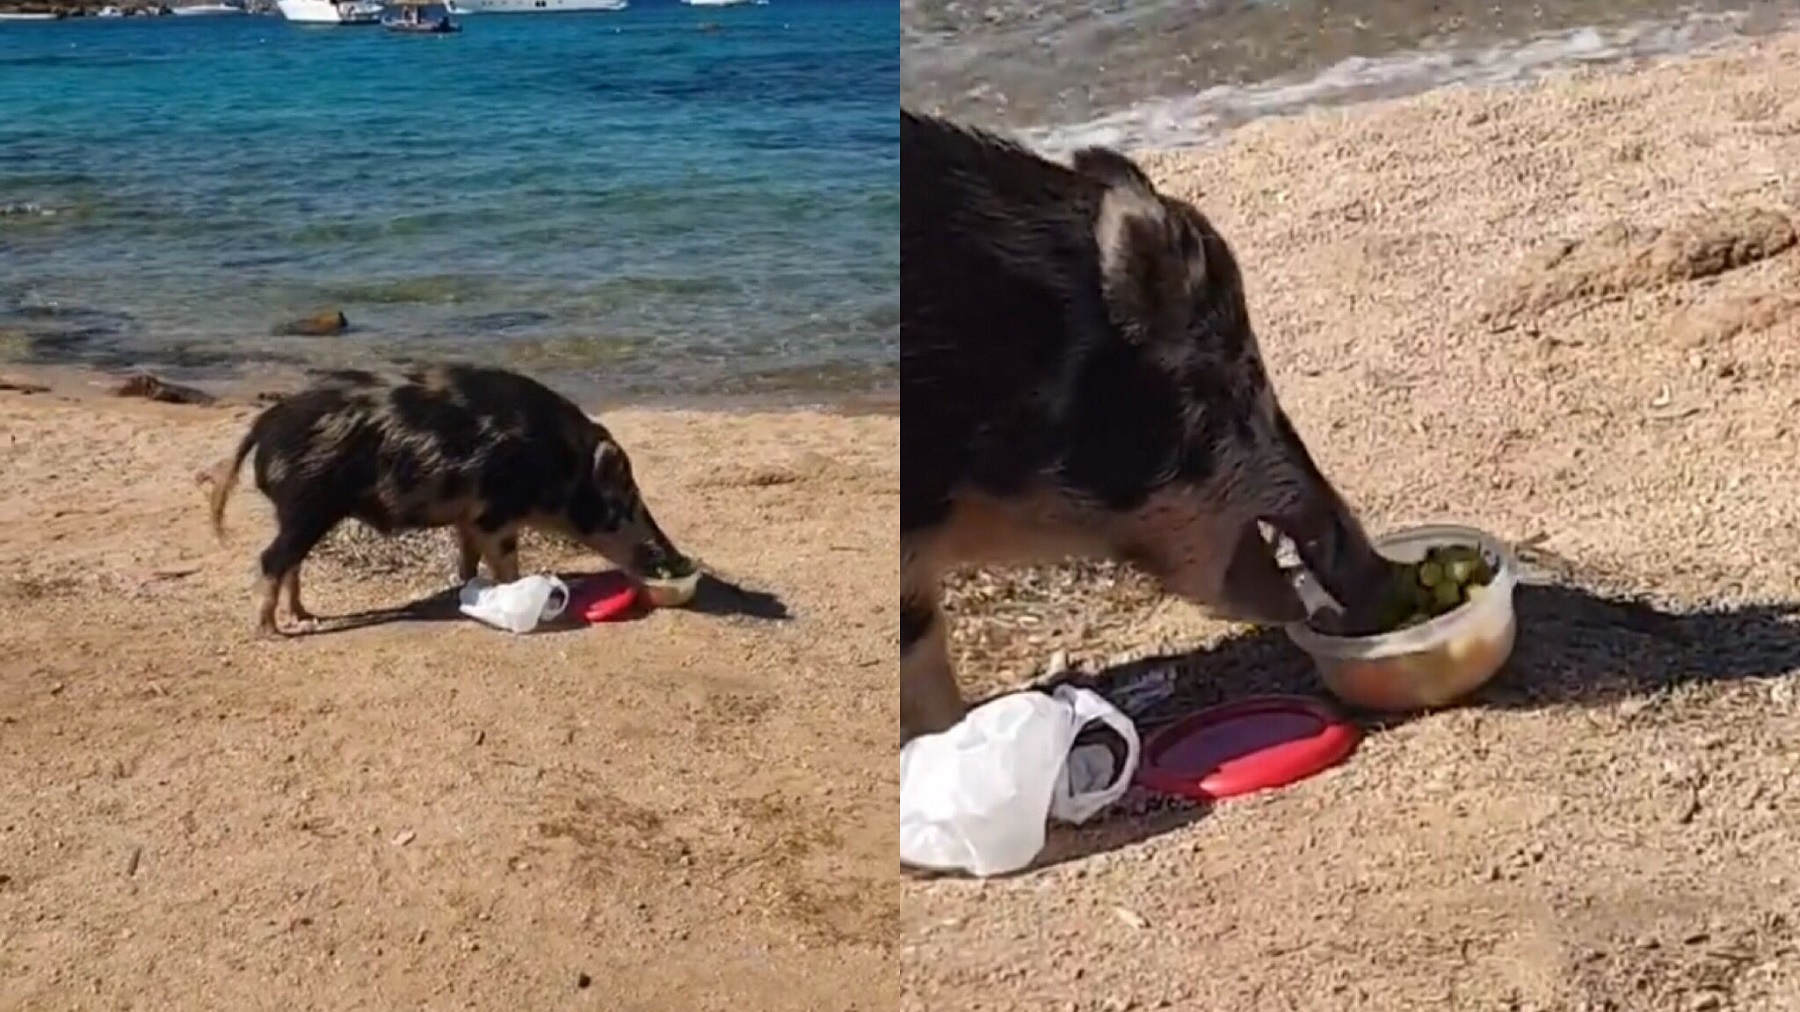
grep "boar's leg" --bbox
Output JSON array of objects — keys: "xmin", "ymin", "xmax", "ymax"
[
  {"xmin": 455, "ymin": 526, "xmax": 483, "ymax": 582},
  {"xmin": 900, "ymin": 587, "xmax": 965, "ymax": 742},
  {"xmin": 463, "ymin": 523, "xmax": 522, "ymax": 584},
  {"xmin": 489, "ymin": 531, "xmax": 522, "ymax": 584},
  {"xmin": 256, "ymin": 507, "xmax": 339, "ymax": 637},
  {"xmin": 281, "ymin": 568, "xmax": 316, "ymax": 625}
]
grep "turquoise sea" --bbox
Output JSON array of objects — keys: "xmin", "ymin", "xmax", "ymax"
[{"xmin": 0, "ymin": 0, "xmax": 896, "ymax": 402}]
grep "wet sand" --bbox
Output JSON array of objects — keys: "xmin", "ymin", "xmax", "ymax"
[
  {"xmin": 907, "ymin": 31, "xmax": 1800, "ymax": 1012},
  {"xmin": 905, "ymin": 0, "xmax": 1797, "ymax": 150}
]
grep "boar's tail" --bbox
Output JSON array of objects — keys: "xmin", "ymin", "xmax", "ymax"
[{"xmin": 205, "ymin": 427, "xmax": 259, "ymax": 540}]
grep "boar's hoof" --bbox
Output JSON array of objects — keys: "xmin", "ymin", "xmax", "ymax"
[{"xmin": 274, "ymin": 309, "xmax": 350, "ymax": 338}]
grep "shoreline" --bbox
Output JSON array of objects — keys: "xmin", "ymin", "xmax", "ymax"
[
  {"xmin": 984, "ymin": 11, "xmax": 1797, "ymax": 158},
  {"xmin": 0, "ymin": 358, "xmax": 899, "ymax": 417}
]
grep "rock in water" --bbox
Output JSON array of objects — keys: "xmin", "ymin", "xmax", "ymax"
[
  {"xmin": 274, "ymin": 309, "xmax": 349, "ymax": 337},
  {"xmin": 113, "ymin": 373, "xmax": 216, "ymax": 406}
]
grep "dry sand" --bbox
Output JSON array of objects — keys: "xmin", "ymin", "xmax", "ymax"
[
  {"xmin": 908, "ymin": 33, "xmax": 1800, "ymax": 1012},
  {"xmin": 0, "ymin": 380, "xmax": 897, "ymax": 1010}
]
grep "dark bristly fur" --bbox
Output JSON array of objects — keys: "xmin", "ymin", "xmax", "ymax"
[
  {"xmin": 205, "ymin": 363, "xmax": 683, "ymax": 636},
  {"xmin": 900, "ymin": 109, "xmax": 1395, "ymax": 740}
]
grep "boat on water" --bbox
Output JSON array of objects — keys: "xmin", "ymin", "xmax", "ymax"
[
  {"xmin": 381, "ymin": 0, "xmax": 457, "ymax": 32},
  {"xmin": 96, "ymin": 4, "xmax": 123, "ymax": 14},
  {"xmin": 0, "ymin": 10, "xmax": 62, "ymax": 18},
  {"xmin": 452, "ymin": 0, "xmax": 622, "ymax": 13},
  {"xmin": 275, "ymin": 0, "xmax": 381, "ymax": 22},
  {"xmin": 171, "ymin": 1, "xmax": 248, "ymax": 13},
  {"xmin": 682, "ymin": 0, "xmax": 763, "ymax": 6}
]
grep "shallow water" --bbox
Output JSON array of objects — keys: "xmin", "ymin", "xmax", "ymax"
[
  {"xmin": 0, "ymin": 0, "xmax": 897, "ymax": 400},
  {"xmin": 902, "ymin": 0, "xmax": 1796, "ymax": 153}
]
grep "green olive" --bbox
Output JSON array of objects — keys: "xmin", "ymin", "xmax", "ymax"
[
  {"xmin": 1417, "ymin": 560, "xmax": 1445, "ymax": 587},
  {"xmin": 1355, "ymin": 543, "xmax": 1498, "ymax": 635}
]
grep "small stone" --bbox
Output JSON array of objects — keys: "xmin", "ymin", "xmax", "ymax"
[
  {"xmin": 1688, "ymin": 993, "xmax": 1721, "ymax": 1011},
  {"xmin": 1113, "ymin": 907, "xmax": 1148, "ymax": 930},
  {"xmin": 392, "ymin": 830, "xmax": 416, "ymax": 847},
  {"xmin": 274, "ymin": 309, "xmax": 349, "ymax": 337},
  {"xmin": 576, "ymin": 973, "xmax": 592, "ymax": 989}
]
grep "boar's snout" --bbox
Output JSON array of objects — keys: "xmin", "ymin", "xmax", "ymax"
[{"xmin": 624, "ymin": 513, "xmax": 684, "ymax": 577}]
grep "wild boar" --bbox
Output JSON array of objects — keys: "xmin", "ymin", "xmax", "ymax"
[
  {"xmin": 900, "ymin": 110, "xmax": 1396, "ymax": 740},
  {"xmin": 203, "ymin": 364, "xmax": 686, "ymax": 635}
]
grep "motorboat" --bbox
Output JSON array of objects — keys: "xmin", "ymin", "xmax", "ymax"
[
  {"xmin": 0, "ymin": 10, "xmax": 62, "ymax": 18},
  {"xmin": 171, "ymin": 1, "xmax": 248, "ymax": 13},
  {"xmin": 275, "ymin": 0, "xmax": 381, "ymax": 22},
  {"xmin": 381, "ymin": 0, "xmax": 457, "ymax": 31},
  {"xmin": 453, "ymin": 0, "xmax": 622, "ymax": 13}
]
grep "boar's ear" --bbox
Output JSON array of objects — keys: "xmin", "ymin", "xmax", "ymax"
[
  {"xmin": 1091, "ymin": 179, "xmax": 1207, "ymax": 346},
  {"xmin": 1075, "ymin": 145, "xmax": 1208, "ymax": 345},
  {"xmin": 591, "ymin": 439, "xmax": 631, "ymax": 485},
  {"xmin": 1070, "ymin": 145, "xmax": 1157, "ymax": 195}
]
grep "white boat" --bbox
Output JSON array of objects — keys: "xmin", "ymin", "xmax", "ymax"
[
  {"xmin": 276, "ymin": 0, "xmax": 382, "ymax": 22},
  {"xmin": 682, "ymin": 0, "xmax": 762, "ymax": 6},
  {"xmin": 172, "ymin": 1, "xmax": 247, "ymax": 13},
  {"xmin": 96, "ymin": 4, "xmax": 124, "ymax": 14},
  {"xmin": 0, "ymin": 10, "xmax": 62, "ymax": 18},
  {"xmin": 453, "ymin": 0, "xmax": 623, "ymax": 12}
]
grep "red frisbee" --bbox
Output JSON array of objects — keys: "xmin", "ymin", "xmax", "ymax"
[
  {"xmin": 1136, "ymin": 695, "xmax": 1361, "ymax": 802},
  {"xmin": 568, "ymin": 571, "xmax": 641, "ymax": 624}
]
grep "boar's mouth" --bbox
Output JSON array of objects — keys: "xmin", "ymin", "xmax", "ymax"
[
  {"xmin": 1257, "ymin": 509, "xmax": 1395, "ymax": 631},
  {"xmin": 1217, "ymin": 522, "xmax": 1310, "ymax": 626}
]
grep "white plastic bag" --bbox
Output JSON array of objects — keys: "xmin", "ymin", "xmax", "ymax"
[
  {"xmin": 899, "ymin": 684, "xmax": 1140, "ymax": 878},
  {"xmin": 457, "ymin": 574, "xmax": 570, "ymax": 634}
]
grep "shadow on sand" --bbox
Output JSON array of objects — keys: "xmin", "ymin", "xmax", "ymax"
[
  {"xmin": 944, "ymin": 581, "xmax": 1800, "ymax": 876},
  {"xmin": 286, "ymin": 569, "xmax": 791, "ymax": 638}
]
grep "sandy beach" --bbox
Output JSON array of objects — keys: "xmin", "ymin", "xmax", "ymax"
[
  {"xmin": 907, "ymin": 33, "xmax": 1800, "ymax": 1012},
  {"xmin": 10, "ymin": 22, "xmax": 1800, "ymax": 1012},
  {"xmin": 0, "ymin": 378, "xmax": 897, "ymax": 1010}
]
